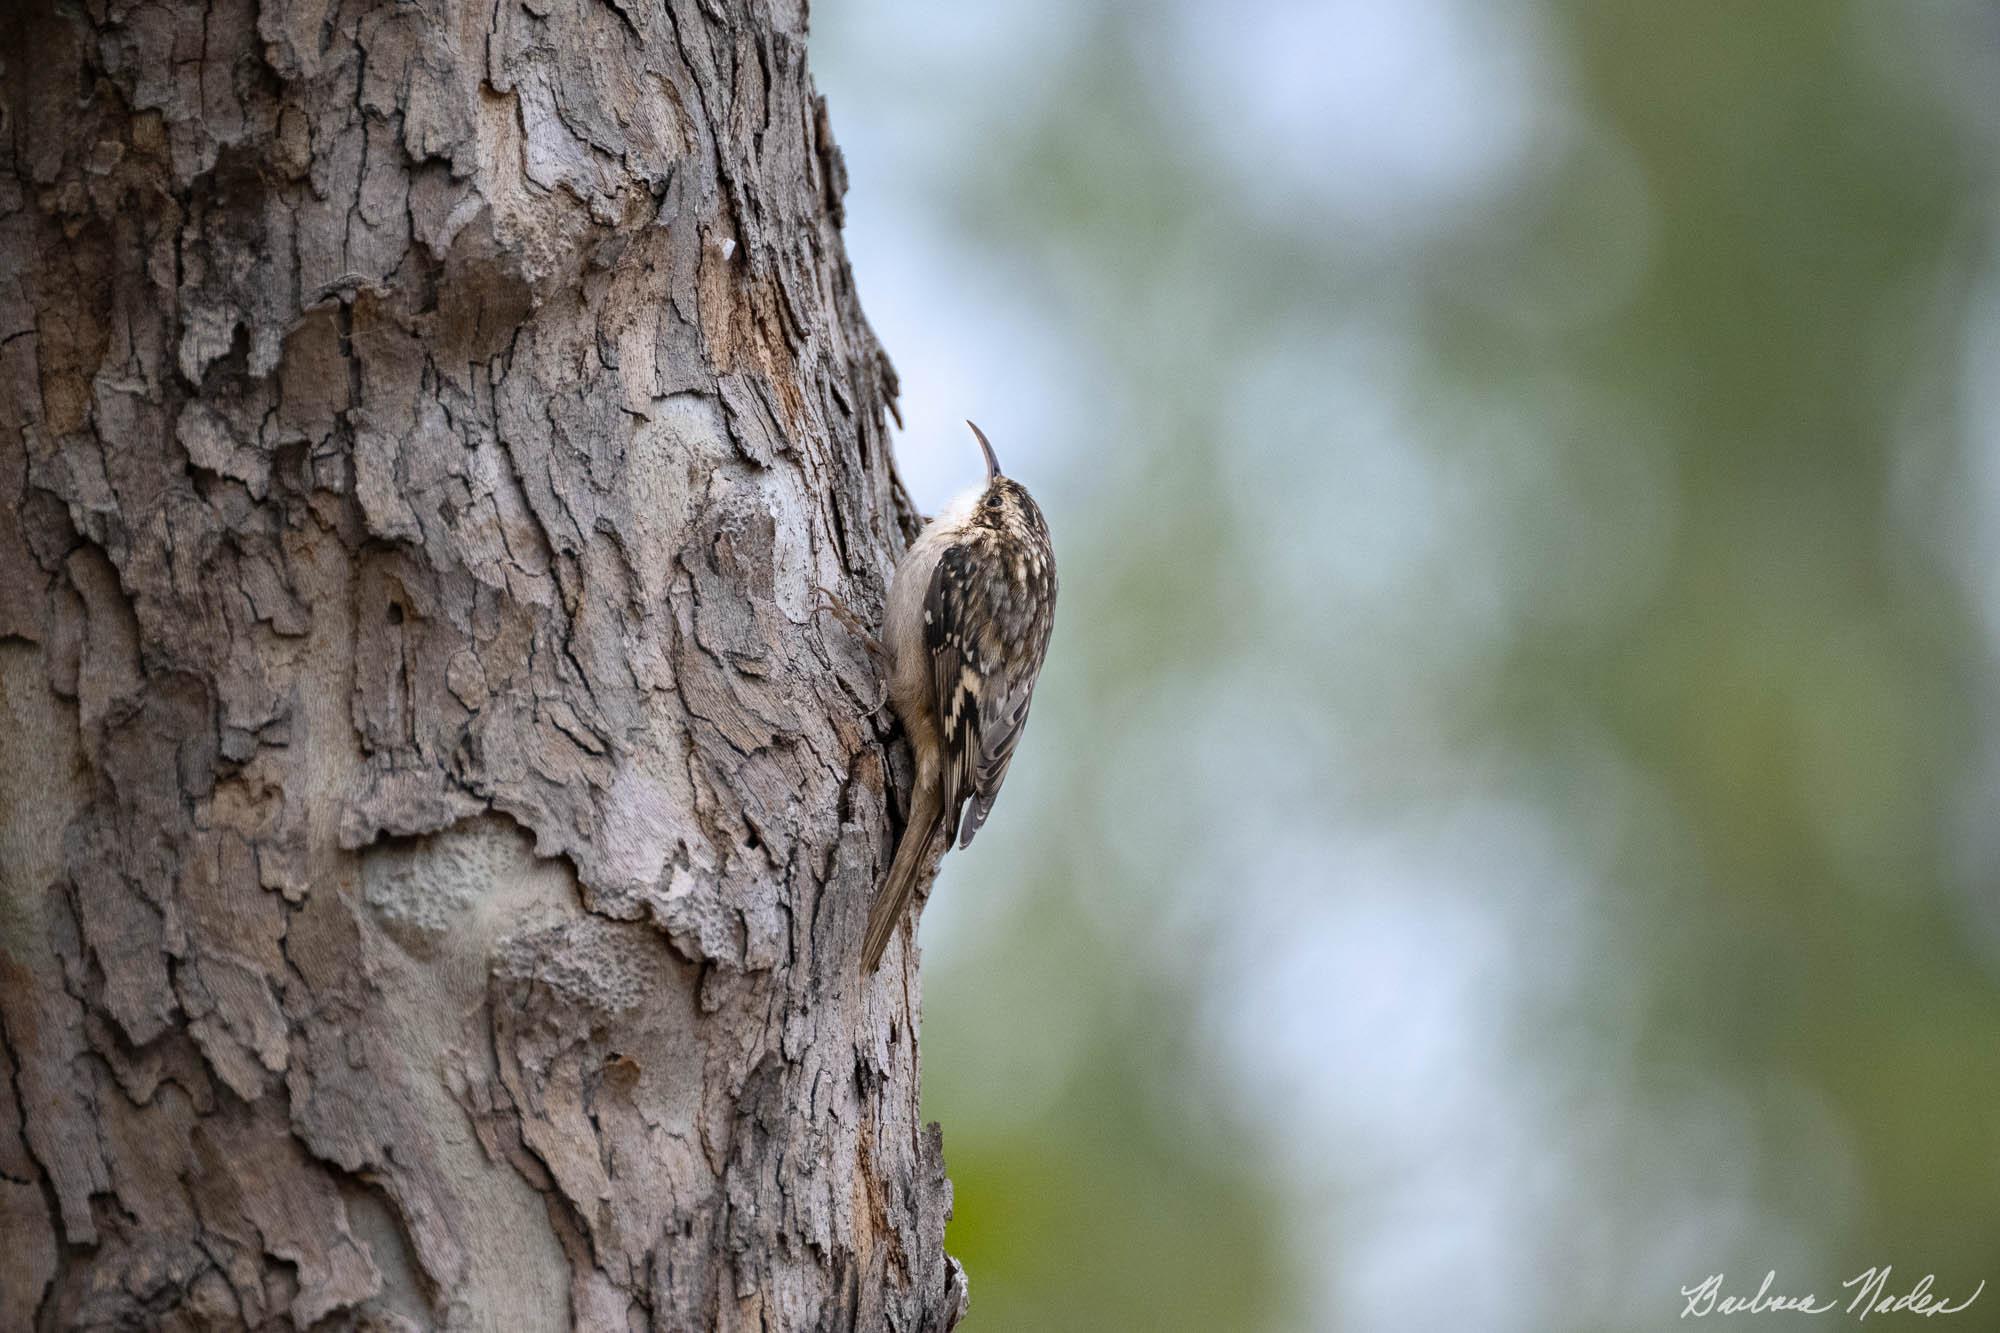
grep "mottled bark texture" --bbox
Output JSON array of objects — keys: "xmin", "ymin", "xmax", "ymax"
[{"xmin": 0, "ymin": 1, "xmax": 967, "ymax": 1327}]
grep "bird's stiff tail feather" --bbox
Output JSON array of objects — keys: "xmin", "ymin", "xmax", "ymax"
[{"xmin": 861, "ymin": 783, "xmax": 942, "ymax": 973}]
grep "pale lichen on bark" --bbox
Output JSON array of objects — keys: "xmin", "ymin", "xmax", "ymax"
[{"xmin": 0, "ymin": 0, "xmax": 962, "ymax": 1327}]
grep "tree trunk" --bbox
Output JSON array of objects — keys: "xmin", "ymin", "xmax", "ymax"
[{"xmin": 0, "ymin": 1, "xmax": 965, "ymax": 1327}]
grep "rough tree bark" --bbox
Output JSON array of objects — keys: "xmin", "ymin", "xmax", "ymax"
[{"xmin": 0, "ymin": 0, "xmax": 967, "ymax": 1327}]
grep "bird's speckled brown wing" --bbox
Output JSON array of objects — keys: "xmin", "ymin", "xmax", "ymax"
[{"xmin": 925, "ymin": 532, "xmax": 1058, "ymax": 850}]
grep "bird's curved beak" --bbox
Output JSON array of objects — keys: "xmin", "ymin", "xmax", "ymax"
[{"xmin": 966, "ymin": 420, "xmax": 1002, "ymax": 481}]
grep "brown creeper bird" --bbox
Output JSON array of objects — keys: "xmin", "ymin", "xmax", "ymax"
[{"xmin": 860, "ymin": 421, "xmax": 1058, "ymax": 973}]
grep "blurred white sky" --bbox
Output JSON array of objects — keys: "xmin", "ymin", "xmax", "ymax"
[{"xmin": 813, "ymin": 1, "xmax": 1091, "ymax": 513}]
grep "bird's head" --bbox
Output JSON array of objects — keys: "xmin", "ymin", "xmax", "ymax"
[{"xmin": 963, "ymin": 420, "xmax": 1050, "ymax": 547}]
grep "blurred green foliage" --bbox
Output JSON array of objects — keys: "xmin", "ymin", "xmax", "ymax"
[{"xmin": 820, "ymin": 1, "xmax": 2000, "ymax": 1327}]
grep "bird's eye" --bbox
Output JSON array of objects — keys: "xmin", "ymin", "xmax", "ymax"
[{"xmin": 984, "ymin": 493, "xmax": 1004, "ymax": 510}]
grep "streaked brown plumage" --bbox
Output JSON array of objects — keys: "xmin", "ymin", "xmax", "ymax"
[{"xmin": 860, "ymin": 422, "xmax": 1058, "ymax": 973}]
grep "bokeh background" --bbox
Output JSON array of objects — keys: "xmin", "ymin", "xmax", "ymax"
[{"xmin": 812, "ymin": 2, "xmax": 2000, "ymax": 1328}]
